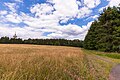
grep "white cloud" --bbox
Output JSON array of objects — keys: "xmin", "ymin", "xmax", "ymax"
[
  {"xmin": 19, "ymin": 10, "xmax": 91, "ymax": 39},
  {"xmin": 99, "ymin": 6, "xmax": 106, "ymax": 12},
  {"xmin": 30, "ymin": 3, "xmax": 54, "ymax": 17},
  {"xmin": 77, "ymin": 7, "xmax": 92, "ymax": 18},
  {"xmin": 76, "ymin": 1, "xmax": 82, "ymax": 6},
  {"xmin": 15, "ymin": 0, "xmax": 23, "ymax": 3},
  {"xmin": 0, "ymin": 10, "xmax": 7, "ymax": 15},
  {"xmin": 84, "ymin": 0, "xmax": 101, "ymax": 8},
  {"xmin": 107, "ymin": 0, "xmax": 120, "ymax": 7},
  {"xmin": 30, "ymin": 0, "xmax": 84, "ymax": 22},
  {"xmin": 5, "ymin": 13, "xmax": 22, "ymax": 23},
  {"xmin": 47, "ymin": 32, "xmax": 67, "ymax": 39},
  {"xmin": 92, "ymin": 15, "xmax": 99, "ymax": 19},
  {"xmin": 4, "ymin": 3, "xmax": 17, "ymax": 12},
  {"xmin": 46, "ymin": 0, "xmax": 93, "ymax": 20},
  {"xmin": 47, "ymin": 21, "xmax": 93, "ymax": 40},
  {"xmin": 0, "ymin": 0, "xmax": 95, "ymax": 40},
  {"xmin": 99, "ymin": 0, "xmax": 120, "ymax": 12},
  {"xmin": 21, "ymin": 13, "xmax": 59, "ymax": 29},
  {"xmin": 25, "ymin": 0, "xmax": 93, "ymax": 29},
  {"xmin": 61, "ymin": 24, "xmax": 87, "ymax": 35},
  {"xmin": 0, "ymin": 23, "xmax": 44, "ymax": 39},
  {"xmin": 1, "ymin": 0, "xmax": 119, "ymax": 40},
  {"xmin": 51, "ymin": 0, "xmax": 79, "ymax": 18}
]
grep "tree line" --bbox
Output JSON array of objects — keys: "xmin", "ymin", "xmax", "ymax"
[
  {"xmin": 84, "ymin": 6, "xmax": 120, "ymax": 52},
  {"xmin": 0, "ymin": 36, "xmax": 83, "ymax": 47}
]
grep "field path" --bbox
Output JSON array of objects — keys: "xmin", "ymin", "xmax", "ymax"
[{"xmin": 109, "ymin": 64, "xmax": 120, "ymax": 80}]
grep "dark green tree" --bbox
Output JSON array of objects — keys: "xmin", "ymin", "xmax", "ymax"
[
  {"xmin": 0, "ymin": 36, "xmax": 10, "ymax": 43},
  {"xmin": 84, "ymin": 6, "xmax": 120, "ymax": 52}
]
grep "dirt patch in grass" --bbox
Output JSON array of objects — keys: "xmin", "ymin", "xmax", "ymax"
[{"xmin": 109, "ymin": 64, "xmax": 120, "ymax": 80}]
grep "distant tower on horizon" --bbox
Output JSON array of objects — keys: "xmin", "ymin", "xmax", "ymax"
[{"xmin": 13, "ymin": 32, "xmax": 17, "ymax": 39}]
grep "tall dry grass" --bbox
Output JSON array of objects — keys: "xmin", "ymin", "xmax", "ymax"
[
  {"xmin": 0, "ymin": 44, "xmax": 119, "ymax": 80},
  {"xmin": 0, "ymin": 44, "xmax": 84, "ymax": 80}
]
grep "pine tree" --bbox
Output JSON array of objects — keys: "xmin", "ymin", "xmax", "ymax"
[{"xmin": 84, "ymin": 6, "xmax": 120, "ymax": 52}]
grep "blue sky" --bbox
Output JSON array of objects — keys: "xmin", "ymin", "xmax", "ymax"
[{"xmin": 0, "ymin": 0, "xmax": 119, "ymax": 40}]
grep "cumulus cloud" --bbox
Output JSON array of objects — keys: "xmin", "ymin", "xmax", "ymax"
[
  {"xmin": 30, "ymin": 3, "xmax": 54, "ymax": 17},
  {"xmin": 21, "ymin": 12, "xmax": 59, "ymax": 29},
  {"xmin": 0, "ymin": 23, "xmax": 44, "ymax": 39},
  {"xmin": 5, "ymin": 13, "xmax": 22, "ymax": 23},
  {"xmin": 0, "ymin": 10, "xmax": 7, "ymax": 15},
  {"xmin": 14, "ymin": 0, "xmax": 23, "ymax": 3},
  {"xmin": 50, "ymin": 0, "xmax": 79, "ymax": 18},
  {"xmin": 0, "ymin": 22, "xmax": 90, "ymax": 40},
  {"xmin": 47, "ymin": 21, "xmax": 93, "ymax": 40},
  {"xmin": 107, "ymin": 0, "xmax": 120, "ymax": 7},
  {"xmin": 77, "ymin": 7, "xmax": 92, "ymax": 18},
  {"xmin": 30, "ymin": 0, "xmax": 83, "ymax": 22},
  {"xmin": 84, "ymin": 0, "xmax": 101, "ymax": 8},
  {"xmin": 99, "ymin": 0, "xmax": 120, "ymax": 12},
  {"xmin": 0, "ymin": 0, "xmax": 119, "ymax": 40},
  {"xmin": 4, "ymin": 3, "xmax": 18, "ymax": 12}
]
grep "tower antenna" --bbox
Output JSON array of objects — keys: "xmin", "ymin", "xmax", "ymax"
[{"xmin": 13, "ymin": 32, "xmax": 17, "ymax": 39}]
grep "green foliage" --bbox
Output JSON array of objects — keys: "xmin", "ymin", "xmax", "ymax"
[
  {"xmin": 23, "ymin": 39, "xmax": 83, "ymax": 47},
  {"xmin": 84, "ymin": 6, "xmax": 120, "ymax": 52},
  {"xmin": 0, "ymin": 37, "xmax": 83, "ymax": 47},
  {"xmin": 0, "ymin": 36, "xmax": 23, "ymax": 44},
  {"xmin": 97, "ymin": 53, "xmax": 120, "ymax": 59},
  {"xmin": 0, "ymin": 36, "xmax": 10, "ymax": 43}
]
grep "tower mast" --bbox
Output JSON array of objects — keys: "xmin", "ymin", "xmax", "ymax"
[{"xmin": 13, "ymin": 32, "xmax": 17, "ymax": 39}]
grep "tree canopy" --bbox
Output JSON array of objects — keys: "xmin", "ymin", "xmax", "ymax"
[
  {"xmin": 0, "ymin": 36, "xmax": 83, "ymax": 48},
  {"xmin": 84, "ymin": 6, "xmax": 120, "ymax": 52}
]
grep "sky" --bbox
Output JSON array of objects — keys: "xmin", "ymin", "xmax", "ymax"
[{"xmin": 0, "ymin": 0, "xmax": 119, "ymax": 40}]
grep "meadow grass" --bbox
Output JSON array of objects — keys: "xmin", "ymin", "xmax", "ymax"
[
  {"xmin": 97, "ymin": 53, "xmax": 120, "ymax": 59},
  {"xmin": 0, "ymin": 44, "xmax": 120, "ymax": 80},
  {"xmin": 82, "ymin": 49, "xmax": 120, "ymax": 59}
]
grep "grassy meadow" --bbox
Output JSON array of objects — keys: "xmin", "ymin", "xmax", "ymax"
[{"xmin": 0, "ymin": 44, "xmax": 120, "ymax": 80}]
